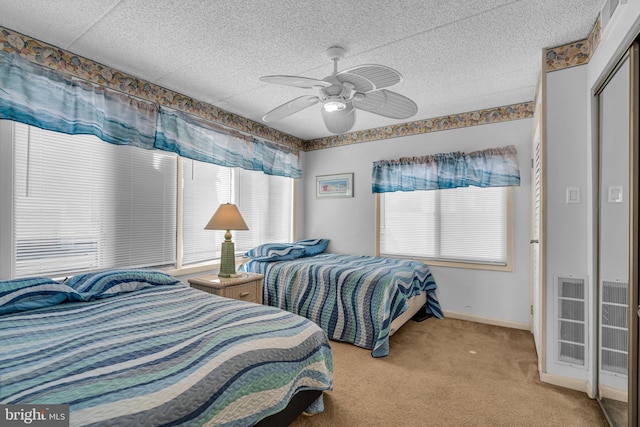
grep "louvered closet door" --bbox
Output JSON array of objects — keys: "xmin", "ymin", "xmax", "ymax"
[
  {"xmin": 532, "ymin": 117, "xmax": 542, "ymax": 347},
  {"xmin": 530, "ymin": 73, "xmax": 545, "ymax": 364}
]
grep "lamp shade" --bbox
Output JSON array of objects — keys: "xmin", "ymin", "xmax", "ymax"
[{"xmin": 204, "ymin": 203, "xmax": 249, "ymax": 231}]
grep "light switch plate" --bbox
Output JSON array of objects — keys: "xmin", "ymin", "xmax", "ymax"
[
  {"xmin": 608, "ymin": 186, "xmax": 623, "ymax": 203},
  {"xmin": 566, "ymin": 187, "xmax": 580, "ymax": 204}
]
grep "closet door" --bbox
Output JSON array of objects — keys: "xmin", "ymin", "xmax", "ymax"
[
  {"xmin": 530, "ymin": 72, "xmax": 545, "ymax": 370},
  {"xmin": 630, "ymin": 42, "xmax": 639, "ymax": 427},
  {"xmin": 596, "ymin": 41, "xmax": 639, "ymax": 427}
]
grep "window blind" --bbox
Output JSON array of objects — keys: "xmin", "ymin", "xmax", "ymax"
[
  {"xmin": 235, "ymin": 168, "xmax": 293, "ymax": 251},
  {"xmin": 181, "ymin": 162, "xmax": 292, "ymax": 265},
  {"xmin": 380, "ymin": 186, "xmax": 507, "ymax": 264},
  {"xmin": 181, "ymin": 159, "xmax": 231, "ymax": 264},
  {"xmin": 13, "ymin": 123, "xmax": 177, "ymax": 277}
]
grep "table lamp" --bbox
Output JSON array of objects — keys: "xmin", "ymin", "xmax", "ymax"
[{"xmin": 204, "ymin": 203, "xmax": 249, "ymax": 277}]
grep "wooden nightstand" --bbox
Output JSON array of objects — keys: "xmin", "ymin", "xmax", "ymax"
[{"xmin": 188, "ymin": 273, "xmax": 263, "ymax": 304}]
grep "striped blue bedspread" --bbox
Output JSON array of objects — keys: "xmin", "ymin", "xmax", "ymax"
[
  {"xmin": 0, "ymin": 285, "xmax": 333, "ymax": 426},
  {"xmin": 240, "ymin": 254, "xmax": 443, "ymax": 357}
]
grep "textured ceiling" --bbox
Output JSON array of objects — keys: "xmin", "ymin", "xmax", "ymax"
[{"xmin": 0, "ymin": 0, "xmax": 602, "ymax": 141}]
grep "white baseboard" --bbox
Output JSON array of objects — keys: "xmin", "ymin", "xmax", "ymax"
[
  {"xmin": 540, "ymin": 372, "xmax": 596, "ymax": 399},
  {"xmin": 443, "ymin": 310, "xmax": 530, "ymax": 331},
  {"xmin": 599, "ymin": 384, "xmax": 628, "ymax": 403}
]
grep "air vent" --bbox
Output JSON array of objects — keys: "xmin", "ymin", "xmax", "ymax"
[
  {"xmin": 556, "ymin": 276, "xmax": 587, "ymax": 366},
  {"xmin": 601, "ymin": 279, "xmax": 628, "ymax": 376}
]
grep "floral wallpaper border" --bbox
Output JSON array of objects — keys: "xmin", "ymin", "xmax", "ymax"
[
  {"xmin": 303, "ymin": 102, "xmax": 534, "ymax": 151},
  {"xmin": 1, "ymin": 18, "xmax": 599, "ymax": 152},
  {"xmin": 0, "ymin": 26, "xmax": 306, "ymax": 150},
  {"xmin": 545, "ymin": 18, "xmax": 600, "ymax": 72}
]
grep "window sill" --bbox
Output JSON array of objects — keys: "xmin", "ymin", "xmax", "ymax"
[
  {"xmin": 382, "ymin": 255, "xmax": 513, "ymax": 272},
  {"xmin": 163, "ymin": 257, "xmax": 250, "ymax": 277},
  {"xmin": 163, "ymin": 262, "xmax": 219, "ymax": 277},
  {"xmin": 421, "ymin": 259, "xmax": 513, "ymax": 272}
]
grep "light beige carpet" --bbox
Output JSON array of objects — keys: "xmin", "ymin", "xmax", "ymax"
[{"xmin": 290, "ymin": 317, "xmax": 608, "ymax": 427}]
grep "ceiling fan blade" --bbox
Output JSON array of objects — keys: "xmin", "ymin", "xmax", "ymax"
[
  {"xmin": 260, "ymin": 75, "xmax": 332, "ymax": 89},
  {"xmin": 354, "ymin": 89, "xmax": 417, "ymax": 119},
  {"xmin": 262, "ymin": 95, "xmax": 319, "ymax": 122},
  {"xmin": 321, "ymin": 101, "xmax": 356, "ymax": 134},
  {"xmin": 335, "ymin": 64, "xmax": 403, "ymax": 93}
]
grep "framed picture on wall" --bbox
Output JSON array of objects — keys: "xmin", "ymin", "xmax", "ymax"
[{"xmin": 316, "ymin": 173, "xmax": 354, "ymax": 198}]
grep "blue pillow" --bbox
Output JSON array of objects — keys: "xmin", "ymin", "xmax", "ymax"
[
  {"xmin": 64, "ymin": 269, "xmax": 181, "ymax": 300},
  {"xmin": 0, "ymin": 277, "xmax": 81, "ymax": 315},
  {"xmin": 244, "ymin": 243, "xmax": 307, "ymax": 261},
  {"xmin": 293, "ymin": 239, "xmax": 329, "ymax": 256}
]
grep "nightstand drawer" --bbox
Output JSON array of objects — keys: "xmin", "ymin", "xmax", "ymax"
[
  {"xmin": 225, "ymin": 282, "xmax": 259, "ymax": 302},
  {"xmin": 188, "ymin": 273, "xmax": 263, "ymax": 304}
]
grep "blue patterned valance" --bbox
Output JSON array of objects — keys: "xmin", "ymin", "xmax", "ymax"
[
  {"xmin": 155, "ymin": 107, "xmax": 254, "ymax": 169},
  {"xmin": 0, "ymin": 50, "xmax": 157, "ymax": 148},
  {"xmin": 155, "ymin": 107, "xmax": 301, "ymax": 178},
  {"xmin": 253, "ymin": 137, "xmax": 302, "ymax": 178},
  {"xmin": 372, "ymin": 145, "xmax": 520, "ymax": 193},
  {"xmin": 0, "ymin": 50, "xmax": 301, "ymax": 178}
]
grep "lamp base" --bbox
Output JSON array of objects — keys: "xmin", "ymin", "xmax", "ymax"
[{"xmin": 218, "ymin": 240, "xmax": 236, "ymax": 278}]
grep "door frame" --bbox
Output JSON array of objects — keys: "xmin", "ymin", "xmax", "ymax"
[
  {"xmin": 629, "ymin": 41, "xmax": 639, "ymax": 427},
  {"xmin": 530, "ymin": 66, "xmax": 547, "ymax": 374}
]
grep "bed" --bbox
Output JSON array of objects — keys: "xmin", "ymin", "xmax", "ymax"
[
  {"xmin": 0, "ymin": 270, "xmax": 334, "ymax": 426},
  {"xmin": 238, "ymin": 241, "xmax": 443, "ymax": 358}
]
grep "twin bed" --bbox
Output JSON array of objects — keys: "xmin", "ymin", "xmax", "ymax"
[
  {"xmin": 0, "ymin": 242, "xmax": 442, "ymax": 426},
  {"xmin": 239, "ymin": 240, "xmax": 443, "ymax": 358}
]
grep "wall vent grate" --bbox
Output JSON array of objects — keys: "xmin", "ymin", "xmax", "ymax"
[
  {"xmin": 556, "ymin": 277, "xmax": 586, "ymax": 366},
  {"xmin": 600, "ymin": 280, "xmax": 628, "ymax": 376}
]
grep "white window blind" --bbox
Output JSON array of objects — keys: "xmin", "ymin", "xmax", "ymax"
[
  {"xmin": 181, "ymin": 161, "xmax": 292, "ymax": 265},
  {"xmin": 235, "ymin": 167, "xmax": 293, "ymax": 251},
  {"xmin": 380, "ymin": 186, "xmax": 508, "ymax": 265},
  {"xmin": 13, "ymin": 123, "xmax": 177, "ymax": 277},
  {"xmin": 181, "ymin": 159, "xmax": 231, "ymax": 264}
]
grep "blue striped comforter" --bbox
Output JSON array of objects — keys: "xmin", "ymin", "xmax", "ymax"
[
  {"xmin": 240, "ymin": 254, "xmax": 443, "ymax": 358},
  {"xmin": 0, "ymin": 285, "xmax": 333, "ymax": 426}
]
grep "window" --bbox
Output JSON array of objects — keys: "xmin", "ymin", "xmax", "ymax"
[
  {"xmin": 12, "ymin": 123, "xmax": 177, "ymax": 277},
  {"xmin": 181, "ymin": 160, "xmax": 292, "ymax": 266},
  {"xmin": 379, "ymin": 186, "xmax": 511, "ymax": 269},
  {"xmin": 235, "ymin": 167, "xmax": 293, "ymax": 250},
  {"xmin": 5, "ymin": 121, "xmax": 293, "ymax": 278},
  {"xmin": 181, "ymin": 159, "xmax": 231, "ymax": 265}
]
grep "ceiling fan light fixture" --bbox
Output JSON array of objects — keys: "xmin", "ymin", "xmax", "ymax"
[
  {"xmin": 324, "ymin": 99, "xmax": 347, "ymax": 112},
  {"xmin": 260, "ymin": 45, "xmax": 417, "ymax": 132}
]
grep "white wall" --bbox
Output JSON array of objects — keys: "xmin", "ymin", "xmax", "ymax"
[
  {"xmin": 293, "ymin": 150, "xmax": 307, "ymax": 241},
  {"xmin": 301, "ymin": 119, "xmax": 533, "ymax": 326},
  {"xmin": 0, "ymin": 121, "xmax": 13, "ymax": 280},
  {"xmin": 539, "ymin": 2, "xmax": 640, "ymax": 391},
  {"xmin": 544, "ymin": 64, "xmax": 591, "ymax": 382}
]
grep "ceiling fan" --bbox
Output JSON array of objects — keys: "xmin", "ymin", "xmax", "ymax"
[{"xmin": 259, "ymin": 46, "xmax": 418, "ymax": 134}]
